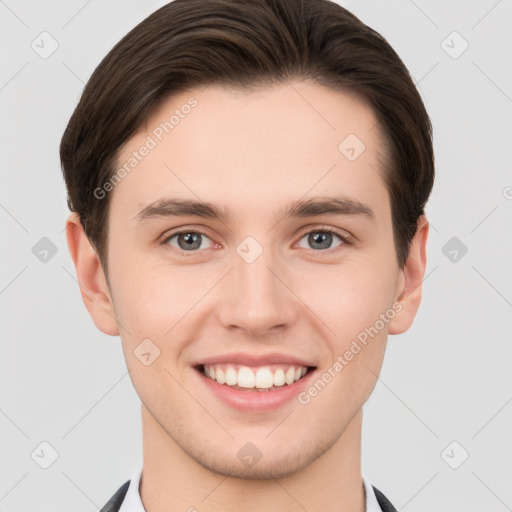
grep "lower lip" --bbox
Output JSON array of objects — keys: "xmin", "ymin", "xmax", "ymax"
[{"xmin": 195, "ymin": 367, "xmax": 317, "ymax": 412}]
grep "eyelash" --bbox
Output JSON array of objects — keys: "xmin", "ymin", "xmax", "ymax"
[{"xmin": 160, "ymin": 226, "xmax": 354, "ymax": 257}]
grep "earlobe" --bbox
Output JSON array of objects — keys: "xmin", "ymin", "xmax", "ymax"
[
  {"xmin": 388, "ymin": 215, "xmax": 429, "ymax": 335},
  {"xmin": 65, "ymin": 213, "xmax": 120, "ymax": 336}
]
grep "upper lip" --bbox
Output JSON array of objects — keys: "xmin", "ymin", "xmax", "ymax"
[{"xmin": 193, "ymin": 352, "xmax": 316, "ymax": 368}]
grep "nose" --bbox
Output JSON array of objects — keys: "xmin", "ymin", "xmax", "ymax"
[{"xmin": 216, "ymin": 247, "xmax": 299, "ymax": 337}]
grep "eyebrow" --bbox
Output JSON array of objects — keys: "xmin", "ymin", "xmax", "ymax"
[{"xmin": 135, "ymin": 196, "xmax": 375, "ymax": 223}]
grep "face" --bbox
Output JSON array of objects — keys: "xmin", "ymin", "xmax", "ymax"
[{"xmin": 82, "ymin": 80, "xmax": 414, "ymax": 478}]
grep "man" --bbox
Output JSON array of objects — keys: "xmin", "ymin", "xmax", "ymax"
[{"xmin": 61, "ymin": 1, "xmax": 434, "ymax": 510}]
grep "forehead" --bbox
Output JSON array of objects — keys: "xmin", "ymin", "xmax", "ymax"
[{"xmin": 110, "ymin": 80, "xmax": 389, "ymax": 223}]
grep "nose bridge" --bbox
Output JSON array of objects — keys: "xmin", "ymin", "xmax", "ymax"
[{"xmin": 217, "ymin": 241, "xmax": 297, "ymax": 335}]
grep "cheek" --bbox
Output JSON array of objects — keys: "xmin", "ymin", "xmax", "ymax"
[
  {"xmin": 110, "ymin": 255, "xmax": 213, "ymax": 340},
  {"xmin": 293, "ymin": 259, "xmax": 396, "ymax": 403},
  {"xmin": 295, "ymin": 268, "xmax": 393, "ymax": 418},
  {"xmin": 296, "ymin": 260, "xmax": 397, "ymax": 343}
]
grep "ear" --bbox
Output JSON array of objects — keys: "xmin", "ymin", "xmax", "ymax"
[
  {"xmin": 65, "ymin": 213, "xmax": 119, "ymax": 336},
  {"xmin": 388, "ymin": 215, "xmax": 429, "ymax": 335}
]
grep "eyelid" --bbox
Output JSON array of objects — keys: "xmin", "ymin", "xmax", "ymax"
[
  {"xmin": 295, "ymin": 224, "xmax": 355, "ymax": 246},
  {"xmin": 158, "ymin": 227, "xmax": 215, "ymax": 257},
  {"xmin": 159, "ymin": 224, "xmax": 355, "ymax": 256}
]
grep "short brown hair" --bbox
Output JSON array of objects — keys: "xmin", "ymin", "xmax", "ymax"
[{"xmin": 60, "ymin": 0, "xmax": 434, "ymax": 273}]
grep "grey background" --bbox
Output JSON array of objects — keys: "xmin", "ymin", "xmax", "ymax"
[{"xmin": 1, "ymin": 1, "xmax": 511, "ymax": 511}]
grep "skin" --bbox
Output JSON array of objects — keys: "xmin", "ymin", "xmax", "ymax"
[{"xmin": 66, "ymin": 79, "xmax": 429, "ymax": 512}]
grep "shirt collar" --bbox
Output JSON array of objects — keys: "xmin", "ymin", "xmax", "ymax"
[
  {"xmin": 118, "ymin": 465, "xmax": 383, "ymax": 512},
  {"xmin": 118, "ymin": 464, "xmax": 145, "ymax": 512},
  {"xmin": 362, "ymin": 471, "xmax": 384, "ymax": 512}
]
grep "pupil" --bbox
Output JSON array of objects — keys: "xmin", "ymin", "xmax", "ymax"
[
  {"xmin": 310, "ymin": 232, "xmax": 331, "ymax": 250},
  {"xmin": 180, "ymin": 232, "xmax": 200, "ymax": 250}
]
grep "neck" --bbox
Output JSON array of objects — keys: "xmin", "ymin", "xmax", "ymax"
[{"xmin": 139, "ymin": 406, "xmax": 365, "ymax": 512}]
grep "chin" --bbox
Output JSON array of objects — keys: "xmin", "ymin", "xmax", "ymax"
[{"xmin": 192, "ymin": 450, "xmax": 314, "ymax": 480}]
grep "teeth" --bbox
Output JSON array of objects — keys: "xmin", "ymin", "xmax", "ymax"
[
  {"xmin": 255, "ymin": 367, "xmax": 274, "ymax": 389},
  {"xmin": 238, "ymin": 367, "xmax": 255, "ymax": 388},
  {"xmin": 274, "ymin": 368, "xmax": 285, "ymax": 386},
  {"xmin": 225, "ymin": 367, "xmax": 237, "ymax": 386},
  {"xmin": 216, "ymin": 368, "xmax": 226, "ymax": 384},
  {"xmin": 202, "ymin": 364, "xmax": 309, "ymax": 389}
]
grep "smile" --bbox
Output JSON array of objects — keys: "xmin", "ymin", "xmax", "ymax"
[
  {"xmin": 193, "ymin": 361, "xmax": 318, "ymax": 412},
  {"xmin": 198, "ymin": 363, "xmax": 313, "ymax": 391}
]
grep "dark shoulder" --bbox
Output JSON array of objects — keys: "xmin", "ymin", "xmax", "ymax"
[
  {"xmin": 372, "ymin": 485, "xmax": 398, "ymax": 512},
  {"xmin": 99, "ymin": 480, "xmax": 130, "ymax": 512}
]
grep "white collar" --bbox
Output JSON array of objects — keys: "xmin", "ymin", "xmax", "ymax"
[
  {"xmin": 363, "ymin": 470, "xmax": 384, "ymax": 512},
  {"xmin": 118, "ymin": 464, "xmax": 145, "ymax": 512},
  {"xmin": 118, "ymin": 465, "xmax": 383, "ymax": 512}
]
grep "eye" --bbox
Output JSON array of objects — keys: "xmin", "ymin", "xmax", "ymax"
[
  {"xmin": 296, "ymin": 228, "xmax": 350, "ymax": 251},
  {"xmin": 160, "ymin": 226, "xmax": 352, "ymax": 256},
  {"xmin": 163, "ymin": 230, "xmax": 214, "ymax": 252}
]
